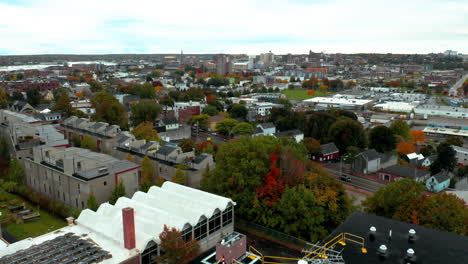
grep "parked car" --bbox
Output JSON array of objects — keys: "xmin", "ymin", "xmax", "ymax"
[{"xmin": 340, "ymin": 174, "xmax": 352, "ymax": 182}]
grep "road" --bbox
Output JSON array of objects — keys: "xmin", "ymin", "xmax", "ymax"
[
  {"xmin": 448, "ymin": 72, "xmax": 468, "ymax": 97},
  {"xmin": 324, "ymin": 167, "xmax": 385, "ymax": 193}
]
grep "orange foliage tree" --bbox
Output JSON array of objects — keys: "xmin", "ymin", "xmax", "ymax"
[
  {"xmin": 397, "ymin": 141, "xmax": 416, "ymax": 155},
  {"xmin": 307, "ymin": 89, "xmax": 315, "ymax": 96},
  {"xmin": 256, "ymin": 152, "xmax": 285, "ymax": 207},
  {"xmin": 410, "ymin": 130, "xmax": 426, "ymax": 143}
]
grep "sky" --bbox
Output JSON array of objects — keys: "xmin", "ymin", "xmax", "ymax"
[{"xmin": 0, "ymin": 0, "xmax": 467, "ymax": 55}]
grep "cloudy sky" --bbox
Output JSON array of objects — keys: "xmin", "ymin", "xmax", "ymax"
[{"xmin": 0, "ymin": 0, "xmax": 466, "ymax": 55}]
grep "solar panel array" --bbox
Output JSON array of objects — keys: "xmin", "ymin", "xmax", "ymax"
[{"xmin": 0, "ymin": 232, "xmax": 112, "ymax": 264}]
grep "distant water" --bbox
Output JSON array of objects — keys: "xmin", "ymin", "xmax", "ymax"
[{"xmin": 0, "ymin": 61, "xmax": 117, "ymax": 72}]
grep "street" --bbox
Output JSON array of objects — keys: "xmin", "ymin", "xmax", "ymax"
[
  {"xmin": 324, "ymin": 165, "xmax": 386, "ymax": 193},
  {"xmin": 448, "ymin": 72, "xmax": 468, "ymax": 97}
]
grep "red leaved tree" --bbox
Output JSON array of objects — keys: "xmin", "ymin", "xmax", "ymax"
[
  {"xmin": 256, "ymin": 152, "xmax": 285, "ymax": 207},
  {"xmin": 158, "ymin": 225, "xmax": 200, "ymax": 264}
]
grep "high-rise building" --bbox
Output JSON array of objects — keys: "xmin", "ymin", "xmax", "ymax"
[
  {"xmin": 260, "ymin": 51, "xmax": 274, "ymax": 65},
  {"xmin": 215, "ymin": 54, "xmax": 233, "ymax": 75}
]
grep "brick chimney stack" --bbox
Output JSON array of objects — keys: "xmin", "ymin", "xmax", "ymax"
[{"xmin": 122, "ymin": 207, "xmax": 136, "ymax": 250}]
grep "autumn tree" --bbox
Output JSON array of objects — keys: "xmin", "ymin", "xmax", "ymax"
[
  {"xmin": 80, "ymin": 135, "xmax": 97, "ymax": 151},
  {"xmin": 302, "ymin": 137, "xmax": 321, "ymax": 157},
  {"xmin": 87, "ymin": 193, "xmax": 99, "ymax": 211},
  {"xmin": 125, "ymin": 153, "xmax": 134, "ymax": 162},
  {"xmin": 173, "ymin": 169, "xmax": 187, "ymax": 185},
  {"xmin": 179, "ymin": 138, "xmax": 195, "ymax": 153},
  {"xmin": 91, "ymin": 91, "xmax": 128, "ymax": 130},
  {"xmin": 0, "ymin": 87, "xmax": 8, "ymax": 108},
  {"xmin": 52, "ymin": 88, "xmax": 74, "ymax": 117},
  {"xmin": 140, "ymin": 156, "xmax": 154, "ymax": 192},
  {"xmin": 369, "ymin": 125, "xmax": 397, "ymax": 153},
  {"xmin": 390, "ymin": 120, "xmax": 410, "ymax": 141},
  {"xmin": 328, "ymin": 119, "xmax": 366, "ymax": 153},
  {"xmin": 131, "ymin": 121, "xmax": 159, "ymax": 141},
  {"xmin": 231, "ymin": 122, "xmax": 254, "ymax": 136},
  {"xmin": 130, "ymin": 100, "xmax": 161, "ymax": 127},
  {"xmin": 188, "ymin": 114, "xmax": 209, "ymax": 128},
  {"xmin": 410, "ymin": 130, "xmax": 426, "ymax": 143},
  {"xmin": 109, "ymin": 181, "xmax": 126, "ymax": 205},
  {"xmin": 396, "ymin": 140, "xmax": 415, "ymax": 155},
  {"xmin": 215, "ymin": 118, "xmax": 238, "ymax": 135},
  {"xmin": 256, "ymin": 153, "xmax": 285, "ymax": 207},
  {"xmin": 158, "ymin": 225, "xmax": 200, "ymax": 264}
]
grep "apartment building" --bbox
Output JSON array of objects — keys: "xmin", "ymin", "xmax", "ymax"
[{"xmin": 23, "ymin": 146, "xmax": 140, "ymax": 208}]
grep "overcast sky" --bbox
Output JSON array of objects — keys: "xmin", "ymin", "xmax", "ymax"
[{"xmin": 0, "ymin": 0, "xmax": 466, "ymax": 55}]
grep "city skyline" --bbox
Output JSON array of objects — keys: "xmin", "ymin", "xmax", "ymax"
[{"xmin": 0, "ymin": 0, "xmax": 467, "ymax": 55}]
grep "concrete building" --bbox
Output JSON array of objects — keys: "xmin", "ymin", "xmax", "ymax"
[
  {"xmin": 23, "ymin": 146, "xmax": 140, "ymax": 209},
  {"xmin": 0, "ymin": 182, "xmax": 236, "ymax": 264},
  {"xmin": 415, "ymin": 105, "xmax": 468, "ymax": 119},
  {"xmin": 423, "ymin": 126, "xmax": 468, "ymax": 139},
  {"xmin": 451, "ymin": 145, "xmax": 468, "ymax": 166},
  {"xmin": 215, "ymin": 54, "xmax": 233, "ymax": 75},
  {"xmin": 373, "ymin": 102, "xmax": 417, "ymax": 113},
  {"xmin": 303, "ymin": 97, "xmax": 372, "ymax": 111}
]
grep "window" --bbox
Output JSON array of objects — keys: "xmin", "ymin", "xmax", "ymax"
[
  {"xmin": 182, "ymin": 226, "xmax": 192, "ymax": 242},
  {"xmin": 81, "ymin": 201, "xmax": 85, "ymax": 208},
  {"xmin": 383, "ymin": 174, "xmax": 390, "ymax": 181},
  {"xmin": 63, "ymin": 192, "xmax": 66, "ymax": 202},
  {"xmin": 75, "ymin": 198, "xmax": 78, "ymax": 207},
  {"xmin": 103, "ymin": 181, "xmax": 107, "ymax": 186},
  {"xmin": 77, "ymin": 162, "xmax": 82, "ymax": 171},
  {"xmin": 222, "ymin": 206, "xmax": 233, "ymax": 226},
  {"xmin": 141, "ymin": 241, "xmax": 159, "ymax": 264},
  {"xmin": 209, "ymin": 210, "xmax": 221, "ymax": 234},
  {"xmin": 194, "ymin": 217, "xmax": 207, "ymax": 240}
]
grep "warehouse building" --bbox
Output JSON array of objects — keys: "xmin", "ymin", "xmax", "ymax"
[
  {"xmin": 415, "ymin": 105, "xmax": 468, "ymax": 119},
  {"xmin": 303, "ymin": 97, "xmax": 373, "ymax": 111}
]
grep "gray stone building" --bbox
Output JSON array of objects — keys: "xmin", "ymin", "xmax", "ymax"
[{"xmin": 23, "ymin": 146, "xmax": 141, "ymax": 209}]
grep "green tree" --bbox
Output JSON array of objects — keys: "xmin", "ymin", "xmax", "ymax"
[
  {"xmin": 71, "ymin": 134, "xmax": 81, "ymax": 147},
  {"xmin": 173, "ymin": 169, "xmax": 187, "ymax": 185},
  {"xmin": 52, "ymin": 88, "xmax": 74, "ymax": 117},
  {"xmin": 277, "ymin": 98, "xmax": 292, "ymax": 109},
  {"xmin": 0, "ymin": 136, "xmax": 10, "ymax": 167},
  {"xmin": 11, "ymin": 91, "xmax": 24, "ymax": 101},
  {"xmin": 343, "ymin": 146, "xmax": 360, "ymax": 165},
  {"xmin": 431, "ymin": 143, "xmax": 457, "ymax": 174},
  {"xmin": 130, "ymin": 100, "xmax": 162, "ymax": 127},
  {"xmin": 91, "ymin": 91, "xmax": 128, "ymax": 130},
  {"xmin": 208, "ymin": 100, "xmax": 224, "ymax": 112},
  {"xmin": 179, "ymin": 139, "xmax": 195, "ymax": 153},
  {"xmin": 140, "ymin": 156, "xmax": 154, "ymax": 192},
  {"xmin": 390, "ymin": 120, "xmax": 410, "ymax": 141},
  {"xmin": 86, "ymin": 193, "xmax": 99, "ymax": 211},
  {"xmin": 80, "ymin": 135, "xmax": 97, "ymax": 151},
  {"xmin": 7, "ymin": 157, "xmax": 25, "ymax": 184},
  {"xmin": 159, "ymin": 96, "xmax": 175, "ymax": 107},
  {"xmin": 109, "ymin": 181, "xmax": 126, "ymax": 205},
  {"xmin": 188, "ymin": 114, "xmax": 209, "ymax": 128},
  {"xmin": 362, "ymin": 178, "xmax": 425, "ymax": 219},
  {"xmin": 369, "ymin": 125, "xmax": 397, "ymax": 153},
  {"xmin": 0, "ymin": 87, "xmax": 8, "ymax": 108},
  {"xmin": 229, "ymin": 104, "xmax": 248, "ymax": 119},
  {"xmin": 158, "ymin": 225, "xmax": 200, "ymax": 264},
  {"xmin": 231, "ymin": 122, "xmax": 254, "ymax": 136},
  {"xmin": 131, "ymin": 122, "xmax": 160, "ymax": 141},
  {"xmin": 328, "ymin": 119, "xmax": 367, "ymax": 153},
  {"xmin": 26, "ymin": 88, "xmax": 41, "ymax": 106},
  {"xmin": 201, "ymin": 105, "xmax": 219, "ymax": 116},
  {"xmin": 443, "ymin": 136, "xmax": 463, "ymax": 147},
  {"xmin": 215, "ymin": 118, "xmax": 238, "ymax": 135}
]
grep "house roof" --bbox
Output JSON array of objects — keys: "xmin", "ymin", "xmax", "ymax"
[
  {"xmin": 321, "ymin": 142, "xmax": 339, "ymax": 155},
  {"xmin": 381, "ymin": 165, "xmax": 429, "ymax": 179},
  {"xmin": 274, "ymin": 129, "xmax": 303, "ymax": 137},
  {"xmin": 432, "ymin": 171, "xmax": 451, "ymax": 183},
  {"xmin": 359, "ymin": 149, "xmax": 380, "ymax": 161},
  {"xmin": 327, "ymin": 211, "xmax": 468, "ymax": 264},
  {"xmin": 193, "ymin": 153, "xmax": 209, "ymax": 164},
  {"xmin": 259, "ymin": 122, "xmax": 275, "ymax": 129},
  {"xmin": 162, "ymin": 116, "xmax": 178, "ymax": 125},
  {"xmin": 156, "ymin": 145, "xmax": 177, "ymax": 156}
]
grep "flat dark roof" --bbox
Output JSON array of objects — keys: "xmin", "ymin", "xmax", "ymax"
[{"xmin": 327, "ymin": 212, "xmax": 468, "ymax": 264}]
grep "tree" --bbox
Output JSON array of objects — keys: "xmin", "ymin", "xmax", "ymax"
[
  {"xmin": 86, "ymin": 193, "xmax": 99, "ymax": 211},
  {"xmin": 125, "ymin": 153, "xmax": 134, "ymax": 162},
  {"xmin": 131, "ymin": 121, "xmax": 159, "ymax": 141},
  {"xmin": 410, "ymin": 130, "xmax": 426, "ymax": 143},
  {"xmin": 431, "ymin": 143, "xmax": 457, "ymax": 174},
  {"xmin": 109, "ymin": 181, "xmax": 126, "ymax": 205},
  {"xmin": 52, "ymin": 88, "xmax": 74, "ymax": 117},
  {"xmin": 303, "ymin": 112, "xmax": 337, "ymax": 141},
  {"xmin": 140, "ymin": 156, "xmax": 154, "ymax": 192},
  {"xmin": 159, "ymin": 96, "xmax": 175, "ymax": 107},
  {"xmin": 173, "ymin": 169, "xmax": 187, "ymax": 185},
  {"xmin": 277, "ymin": 98, "xmax": 292, "ymax": 109},
  {"xmin": 0, "ymin": 87, "xmax": 8, "ymax": 108},
  {"xmin": 256, "ymin": 153, "xmax": 285, "ymax": 207},
  {"xmin": 229, "ymin": 104, "xmax": 248, "ymax": 119},
  {"xmin": 188, "ymin": 114, "xmax": 209, "ymax": 128},
  {"xmin": 179, "ymin": 139, "xmax": 195, "ymax": 153},
  {"xmin": 390, "ymin": 120, "xmax": 410, "ymax": 141},
  {"xmin": 215, "ymin": 118, "xmax": 238, "ymax": 135},
  {"xmin": 443, "ymin": 136, "xmax": 463, "ymax": 147},
  {"xmin": 0, "ymin": 136, "xmax": 11, "ymax": 172},
  {"xmin": 303, "ymin": 137, "xmax": 321, "ymax": 156},
  {"xmin": 396, "ymin": 141, "xmax": 416, "ymax": 155},
  {"xmin": 201, "ymin": 105, "xmax": 219, "ymax": 116},
  {"xmin": 80, "ymin": 135, "xmax": 97, "ymax": 151},
  {"xmin": 11, "ymin": 91, "xmax": 24, "ymax": 101},
  {"xmin": 328, "ymin": 119, "xmax": 366, "ymax": 153},
  {"xmin": 231, "ymin": 122, "xmax": 254, "ymax": 136},
  {"xmin": 158, "ymin": 225, "xmax": 200, "ymax": 264},
  {"xmin": 26, "ymin": 88, "xmax": 41, "ymax": 106},
  {"xmin": 91, "ymin": 91, "xmax": 128, "ymax": 130},
  {"xmin": 7, "ymin": 157, "xmax": 25, "ymax": 185},
  {"xmin": 362, "ymin": 178, "xmax": 425, "ymax": 219},
  {"xmin": 208, "ymin": 100, "xmax": 224, "ymax": 112},
  {"xmin": 71, "ymin": 134, "xmax": 81, "ymax": 147},
  {"xmin": 130, "ymin": 101, "xmax": 161, "ymax": 127},
  {"xmin": 369, "ymin": 126, "xmax": 397, "ymax": 153}
]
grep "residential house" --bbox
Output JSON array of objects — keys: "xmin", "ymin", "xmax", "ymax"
[
  {"xmin": 404, "ymin": 152, "xmax": 435, "ymax": 167},
  {"xmin": 10, "ymin": 101, "xmax": 35, "ymax": 114},
  {"xmin": 353, "ymin": 149, "xmax": 397, "ymax": 174},
  {"xmin": 253, "ymin": 123, "xmax": 276, "ymax": 136},
  {"xmin": 378, "ymin": 164, "xmax": 430, "ymax": 183},
  {"xmin": 452, "ymin": 145, "xmax": 468, "ymax": 166},
  {"xmin": 311, "ymin": 142, "xmax": 339, "ymax": 162},
  {"xmin": 426, "ymin": 171, "xmax": 451, "ymax": 193},
  {"xmin": 274, "ymin": 129, "xmax": 304, "ymax": 143},
  {"xmin": 154, "ymin": 116, "xmax": 179, "ymax": 132}
]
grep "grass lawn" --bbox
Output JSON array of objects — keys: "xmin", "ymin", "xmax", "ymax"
[
  {"xmin": 0, "ymin": 193, "xmax": 66, "ymax": 240},
  {"xmin": 280, "ymin": 89, "xmax": 330, "ymax": 100}
]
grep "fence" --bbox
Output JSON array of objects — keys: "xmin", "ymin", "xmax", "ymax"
[{"xmin": 235, "ymin": 218, "xmax": 312, "ymax": 251}]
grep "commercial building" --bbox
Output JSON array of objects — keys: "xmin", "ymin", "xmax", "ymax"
[
  {"xmin": 215, "ymin": 54, "xmax": 233, "ymax": 75},
  {"xmin": 303, "ymin": 97, "xmax": 373, "ymax": 111},
  {"xmin": 0, "ymin": 182, "xmax": 236, "ymax": 264},
  {"xmin": 373, "ymin": 102, "xmax": 417, "ymax": 113},
  {"xmin": 451, "ymin": 145, "xmax": 468, "ymax": 166},
  {"xmin": 423, "ymin": 126, "xmax": 468, "ymax": 139},
  {"xmin": 415, "ymin": 105, "xmax": 468, "ymax": 119},
  {"xmin": 23, "ymin": 146, "xmax": 140, "ymax": 209}
]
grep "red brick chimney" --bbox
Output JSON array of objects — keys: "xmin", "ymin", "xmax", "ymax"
[{"xmin": 122, "ymin": 207, "xmax": 136, "ymax": 250}]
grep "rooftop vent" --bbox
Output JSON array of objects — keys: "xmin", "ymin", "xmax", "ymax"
[
  {"xmin": 408, "ymin": 229, "xmax": 416, "ymax": 243},
  {"xmin": 378, "ymin": 244, "xmax": 388, "ymax": 259},
  {"xmin": 369, "ymin": 226, "xmax": 376, "ymax": 241},
  {"xmin": 405, "ymin": 248, "xmax": 417, "ymax": 262},
  {"xmin": 407, "ymin": 248, "xmax": 415, "ymax": 257}
]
